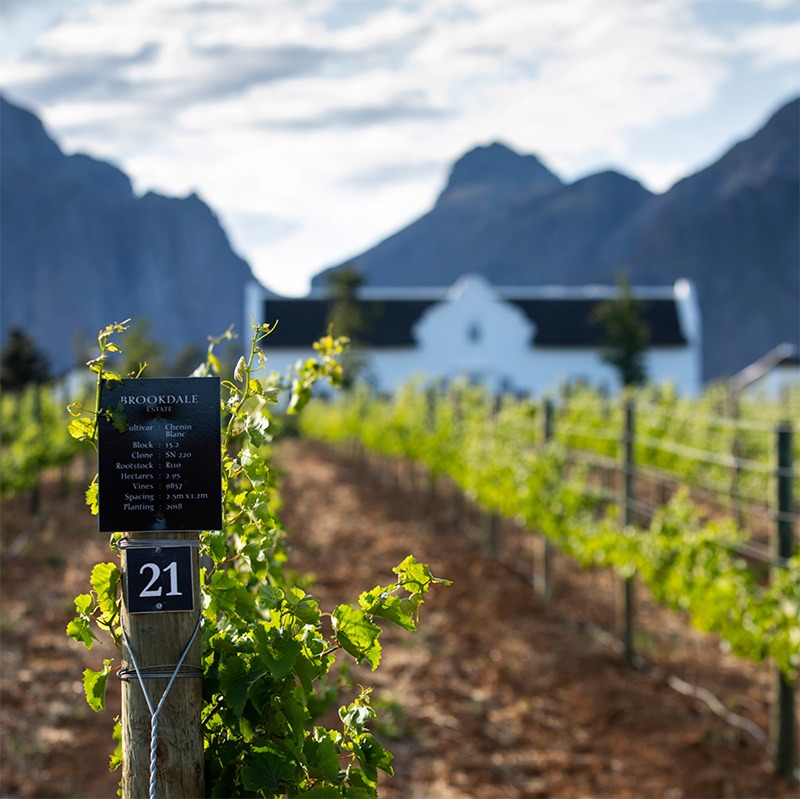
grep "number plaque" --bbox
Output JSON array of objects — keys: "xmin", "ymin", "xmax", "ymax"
[{"xmin": 125, "ymin": 545, "xmax": 194, "ymax": 613}]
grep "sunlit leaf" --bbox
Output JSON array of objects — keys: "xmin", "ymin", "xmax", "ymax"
[{"xmin": 83, "ymin": 659, "xmax": 113, "ymax": 711}]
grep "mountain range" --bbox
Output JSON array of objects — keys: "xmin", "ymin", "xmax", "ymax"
[
  {"xmin": 1, "ymin": 94, "xmax": 798, "ymax": 383},
  {"xmin": 314, "ymin": 97, "xmax": 799, "ymax": 381}
]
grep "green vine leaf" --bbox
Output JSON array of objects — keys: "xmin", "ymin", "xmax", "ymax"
[
  {"xmin": 68, "ymin": 415, "xmax": 96, "ymax": 442},
  {"xmin": 253, "ymin": 627, "xmax": 302, "ymax": 680},
  {"xmin": 351, "ymin": 733, "xmax": 394, "ymax": 783},
  {"xmin": 66, "ymin": 616, "xmax": 97, "ymax": 649},
  {"xmin": 240, "ymin": 748, "xmax": 295, "ymax": 794},
  {"xmin": 339, "ymin": 695, "xmax": 375, "ymax": 734},
  {"xmin": 90, "ymin": 562, "xmax": 120, "ymax": 619},
  {"xmin": 109, "ymin": 720, "xmax": 122, "ymax": 771},
  {"xmin": 105, "ymin": 401, "xmax": 127, "ymax": 433},
  {"xmin": 83, "ymin": 659, "xmax": 113, "ymax": 712},
  {"xmin": 332, "ymin": 605, "xmax": 382, "ymax": 670},
  {"xmin": 303, "ymin": 731, "xmax": 341, "ymax": 782},
  {"xmin": 74, "ymin": 593, "xmax": 94, "ymax": 615},
  {"xmin": 85, "ymin": 477, "xmax": 99, "ymax": 515},
  {"xmin": 218, "ymin": 656, "xmax": 251, "ymax": 718}
]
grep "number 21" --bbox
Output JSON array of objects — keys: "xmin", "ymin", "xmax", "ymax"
[{"xmin": 139, "ymin": 561, "xmax": 182, "ymax": 597}]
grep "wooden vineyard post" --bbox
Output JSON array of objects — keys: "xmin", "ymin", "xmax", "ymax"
[
  {"xmin": 451, "ymin": 387, "xmax": 465, "ymax": 521},
  {"xmin": 773, "ymin": 422, "xmax": 796, "ymax": 781},
  {"xmin": 97, "ymin": 376, "xmax": 222, "ymax": 799},
  {"xmin": 120, "ymin": 532, "xmax": 204, "ymax": 799},
  {"xmin": 483, "ymin": 394, "xmax": 501, "ymax": 557},
  {"xmin": 30, "ymin": 383, "xmax": 42, "ymax": 514},
  {"xmin": 727, "ymin": 390, "xmax": 744, "ymax": 527},
  {"xmin": 619, "ymin": 398, "xmax": 636, "ymax": 667},
  {"xmin": 483, "ymin": 512, "xmax": 498, "ymax": 556},
  {"xmin": 425, "ymin": 385, "xmax": 438, "ymax": 497}
]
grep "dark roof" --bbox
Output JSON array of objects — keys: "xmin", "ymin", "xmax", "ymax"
[
  {"xmin": 261, "ymin": 295, "xmax": 687, "ymax": 348},
  {"xmin": 509, "ymin": 299, "xmax": 686, "ymax": 346},
  {"xmin": 263, "ymin": 299, "xmax": 438, "ymax": 347},
  {"xmin": 263, "ymin": 300, "xmax": 331, "ymax": 346}
]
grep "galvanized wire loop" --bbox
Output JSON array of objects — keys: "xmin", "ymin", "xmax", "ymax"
[
  {"xmin": 118, "ymin": 665, "xmax": 202, "ymax": 681},
  {"xmin": 118, "ymin": 537, "xmax": 201, "ymax": 549},
  {"xmin": 121, "ymin": 614, "xmax": 202, "ymax": 799}
]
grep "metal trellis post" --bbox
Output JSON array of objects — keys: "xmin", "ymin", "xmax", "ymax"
[{"xmin": 774, "ymin": 422, "xmax": 796, "ymax": 781}]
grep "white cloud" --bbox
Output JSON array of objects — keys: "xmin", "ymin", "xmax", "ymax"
[
  {"xmin": 0, "ymin": 0, "xmax": 797, "ymax": 295},
  {"xmin": 733, "ymin": 20, "xmax": 800, "ymax": 67}
]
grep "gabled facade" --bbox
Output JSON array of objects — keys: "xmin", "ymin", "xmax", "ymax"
[{"xmin": 246, "ymin": 275, "xmax": 702, "ymax": 396}]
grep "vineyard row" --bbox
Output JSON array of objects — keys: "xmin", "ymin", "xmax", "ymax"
[{"xmin": 298, "ymin": 380, "xmax": 799, "ymax": 775}]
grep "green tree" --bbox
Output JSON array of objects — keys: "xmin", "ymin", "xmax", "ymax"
[
  {"xmin": 73, "ymin": 327, "xmax": 97, "ymax": 372},
  {"xmin": 592, "ymin": 273, "xmax": 650, "ymax": 387},
  {"xmin": 169, "ymin": 342, "xmax": 206, "ymax": 376},
  {"xmin": 326, "ymin": 264, "xmax": 366, "ymax": 340},
  {"xmin": 0, "ymin": 327, "xmax": 51, "ymax": 391},
  {"xmin": 113, "ymin": 319, "xmax": 166, "ymax": 376},
  {"xmin": 325, "ymin": 264, "xmax": 373, "ymax": 388}
]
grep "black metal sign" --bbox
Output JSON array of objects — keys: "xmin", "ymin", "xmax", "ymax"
[
  {"xmin": 98, "ymin": 377, "xmax": 222, "ymax": 533},
  {"xmin": 125, "ymin": 545, "xmax": 194, "ymax": 613}
]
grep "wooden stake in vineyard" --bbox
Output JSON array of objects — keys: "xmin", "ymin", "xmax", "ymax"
[
  {"xmin": 120, "ymin": 531, "xmax": 204, "ymax": 799},
  {"xmin": 98, "ymin": 376, "xmax": 222, "ymax": 799},
  {"xmin": 619, "ymin": 398, "xmax": 636, "ymax": 667}
]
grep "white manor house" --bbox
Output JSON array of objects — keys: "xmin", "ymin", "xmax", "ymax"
[{"xmin": 245, "ymin": 274, "xmax": 702, "ymax": 397}]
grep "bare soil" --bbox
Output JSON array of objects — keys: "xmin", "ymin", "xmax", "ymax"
[
  {"xmin": 0, "ymin": 441, "xmax": 796, "ymax": 798},
  {"xmin": 274, "ymin": 440, "xmax": 796, "ymax": 799},
  {"xmin": 1, "ymin": 459, "xmax": 121, "ymax": 799}
]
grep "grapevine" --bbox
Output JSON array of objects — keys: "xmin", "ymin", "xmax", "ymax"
[
  {"xmin": 65, "ymin": 321, "xmax": 450, "ymax": 798},
  {"xmin": 300, "ymin": 381, "xmax": 799, "ymax": 680},
  {"xmin": 1, "ymin": 383, "xmax": 83, "ymax": 498}
]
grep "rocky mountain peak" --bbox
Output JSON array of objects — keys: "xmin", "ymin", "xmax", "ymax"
[
  {"xmin": 436, "ymin": 141, "xmax": 562, "ymax": 206},
  {"xmin": 0, "ymin": 94, "xmax": 64, "ymax": 170}
]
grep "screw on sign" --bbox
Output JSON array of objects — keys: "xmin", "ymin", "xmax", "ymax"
[{"xmin": 98, "ymin": 377, "xmax": 222, "ymax": 799}]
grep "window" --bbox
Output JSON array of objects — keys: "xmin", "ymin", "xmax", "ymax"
[{"xmin": 467, "ymin": 321, "xmax": 482, "ymax": 344}]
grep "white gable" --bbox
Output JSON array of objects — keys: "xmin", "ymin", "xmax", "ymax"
[{"xmin": 412, "ymin": 275, "xmax": 534, "ymax": 387}]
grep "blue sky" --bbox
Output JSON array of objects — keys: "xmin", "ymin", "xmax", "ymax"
[{"xmin": 1, "ymin": 0, "xmax": 798, "ymax": 296}]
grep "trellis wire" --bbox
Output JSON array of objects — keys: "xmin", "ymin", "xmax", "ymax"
[
  {"xmin": 558, "ymin": 421, "xmax": 797, "ymax": 570},
  {"xmin": 635, "ymin": 398, "xmax": 792, "ymax": 430}
]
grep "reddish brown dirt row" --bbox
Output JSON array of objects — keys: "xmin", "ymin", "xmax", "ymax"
[
  {"xmin": 274, "ymin": 439, "xmax": 796, "ymax": 799},
  {"xmin": 0, "ymin": 463, "xmax": 121, "ymax": 799}
]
